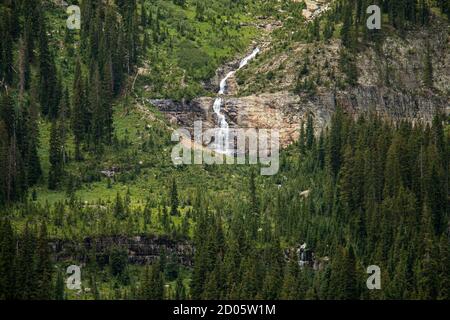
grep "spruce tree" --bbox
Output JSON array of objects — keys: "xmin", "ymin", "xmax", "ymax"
[
  {"xmin": 437, "ymin": 234, "xmax": 450, "ymax": 300},
  {"xmin": 35, "ymin": 223, "xmax": 53, "ymax": 300},
  {"xmin": 25, "ymin": 98, "xmax": 42, "ymax": 185},
  {"xmin": 72, "ymin": 60, "xmax": 85, "ymax": 160},
  {"xmin": 249, "ymin": 170, "xmax": 259, "ymax": 215},
  {"xmin": 306, "ymin": 112, "xmax": 315, "ymax": 150},
  {"xmin": 299, "ymin": 121, "xmax": 306, "ymax": 155},
  {"xmin": 423, "ymin": 44, "xmax": 433, "ymax": 88},
  {"xmin": 0, "ymin": 220, "xmax": 16, "ymax": 299},
  {"xmin": 280, "ymin": 259, "xmax": 300, "ymax": 300},
  {"xmin": 54, "ymin": 270, "xmax": 65, "ymax": 300},
  {"xmin": 114, "ymin": 192, "xmax": 126, "ymax": 220},
  {"xmin": 170, "ymin": 179, "xmax": 179, "ymax": 216},
  {"xmin": 48, "ymin": 119, "xmax": 64, "ymax": 190},
  {"xmin": 416, "ymin": 203, "xmax": 438, "ymax": 299},
  {"xmin": 90, "ymin": 65, "xmax": 104, "ymax": 146},
  {"xmin": 38, "ymin": 12, "xmax": 59, "ymax": 118},
  {"xmin": 16, "ymin": 222, "xmax": 37, "ymax": 300},
  {"xmin": 0, "ymin": 120, "xmax": 9, "ymax": 206},
  {"xmin": 141, "ymin": 261, "xmax": 164, "ymax": 300}
]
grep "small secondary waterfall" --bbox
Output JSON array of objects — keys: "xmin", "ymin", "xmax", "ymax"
[{"xmin": 213, "ymin": 48, "xmax": 260, "ymax": 153}]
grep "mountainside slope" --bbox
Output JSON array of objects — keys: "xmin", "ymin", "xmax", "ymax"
[
  {"xmin": 150, "ymin": 0, "xmax": 449, "ymax": 146},
  {"xmin": 0, "ymin": 0, "xmax": 448, "ymax": 301}
]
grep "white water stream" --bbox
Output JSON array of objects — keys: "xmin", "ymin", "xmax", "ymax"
[{"xmin": 213, "ymin": 48, "xmax": 260, "ymax": 153}]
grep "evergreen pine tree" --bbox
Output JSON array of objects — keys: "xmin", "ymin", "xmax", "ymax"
[
  {"xmin": 306, "ymin": 112, "xmax": 315, "ymax": 150},
  {"xmin": 437, "ymin": 234, "xmax": 450, "ymax": 300},
  {"xmin": 0, "ymin": 220, "xmax": 16, "ymax": 299},
  {"xmin": 72, "ymin": 59, "xmax": 85, "ymax": 160},
  {"xmin": 35, "ymin": 223, "xmax": 53, "ymax": 300},
  {"xmin": 170, "ymin": 178, "xmax": 179, "ymax": 216},
  {"xmin": 48, "ymin": 120, "xmax": 64, "ymax": 190},
  {"xmin": 38, "ymin": 12, "xmax": 59, "ymax": 118}
]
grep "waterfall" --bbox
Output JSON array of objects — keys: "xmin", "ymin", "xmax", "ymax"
[{"xmin": 213, "ymin": 48, "xmax": 260, "ymax": 153}]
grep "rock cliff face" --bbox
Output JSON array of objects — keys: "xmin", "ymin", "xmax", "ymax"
[
  {"xmin": 150, "ymin": 84, "xmax": 448, "ymax": 147},
  {"xmin": 333, "ymin": 86, "xmax": 448, "ymax": 122},
  {"xmin": 50, "ymin": 235, "xmax": 194, "ymax": 266}
]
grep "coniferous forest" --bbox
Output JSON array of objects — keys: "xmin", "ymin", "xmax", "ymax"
[{"xmin": 0, "ymin": 0, "xmax": 449, "ymax": 302}]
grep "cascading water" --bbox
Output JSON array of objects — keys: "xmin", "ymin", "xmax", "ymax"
[{"xmin": 213, "ymin": 48, "xmax": 260, "ymax": 153}]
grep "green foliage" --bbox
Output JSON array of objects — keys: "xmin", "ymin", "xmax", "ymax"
[
  {"xmin": 109, "ymin": 246, "xmax": 129, "ymax": 283},
  {"xmin": 0, "ymin": 0, "xmax": 448, "ymax": 301}
]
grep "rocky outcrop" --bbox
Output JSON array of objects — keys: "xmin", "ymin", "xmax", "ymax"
[
  {"xmin": 50, "ymin": 235, "xmax": 194, "ymax": 267},
  {"xmin": 301, "ymin": 0, "xmax": 333, "ymax": 20},
  {"xmin": 335, "ymin": 86, "xmax": 448, "ymax": 122},
  {"xmin": 150, "ymin": 85, "xmax": 448, "ymax": 147}
]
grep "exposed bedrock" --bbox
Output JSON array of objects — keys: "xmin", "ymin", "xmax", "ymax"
[
  {"xmin": 150, "ymin": 86, "xmax": 449, "ymax": 147},
  {"xmin": 50, "ymin": 235, "xmax": 194, "ymax": 267}
]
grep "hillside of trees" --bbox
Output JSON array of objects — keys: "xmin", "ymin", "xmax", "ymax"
[{"xmin": 0, "ymin": 0, "xmax": 449, "ymax": 300}]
